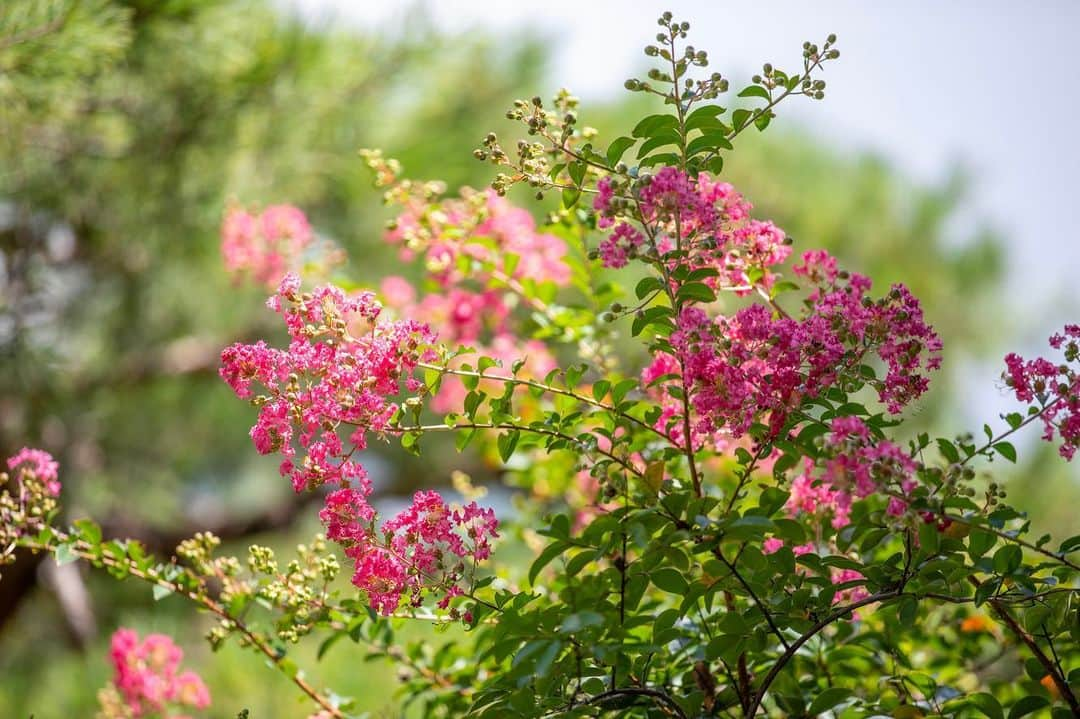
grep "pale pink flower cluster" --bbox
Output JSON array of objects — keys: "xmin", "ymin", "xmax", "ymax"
[
  {"xmin": 108, "ymin": 628, "xmax": 210, "ymax": 718},
  {"xmin": 387, "ymin": 189, "xmax": 571, "ymax": 288},
  {"xmin": 379, "ymin": 278, "xmax": 558, "ymax": 412},
  {"xmin": 1004, "ymin": 324, "xmax": 1080, "ymax": 459},
  {"xmin": 381, "ymin": 190, "xmax": 567, "ymax": 411},
  {"xmin": 830, "ymin": 568, "xmax": 870, "ymax": 606},
  {"xmin": 6, "ymin": 446, "xmax": 60, "ymax": 496},
  {"xmin": 221, "ymin": 204, "xmax": 314, "ymax": 288},
  {"xmin": 220, "ymin": 273, "xmax": 435, "ymax": 493},
  {"xmin": 594, "ymin": 167, "xmax": 790, "ymax": 293},
  {"xmin": 320, "ymin": 488, "xmax": 498, "ymax": 615},
  {"xmin": 672, "ymin": 256, "xmax": 941, "ymax": 439}
]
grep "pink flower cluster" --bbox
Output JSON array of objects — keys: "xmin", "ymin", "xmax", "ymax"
[
  {"xmin": 320, "ymin": 488, "xmax": 498, "ymax": 615},
  {"xmin": 672, "ymin": 255, "xmax": 941, "ymax": 439},
  {"xmin": 220, "ymin": 273, "xmax": 435, "ymax": 493},
  {"xmin": 594, "ymin": 168, "xmax": 790, "ymax": 293},
  {"xmin": 830, "ymin": 568, "xmax": 870, "ymax": 606},
  {"xmin": 6, "ymin": 447, "xmax": 60, "ymax": 496},
  {"xmin": 1003, "ymin": 324, "xmax": 1080, "ymax": 459},
  {"xmin": 221, "ymin": 204, "xmax": 315, "ymax": 288},
  {"xmin": 763, "ymin": 416, "xmax": 917, "ymax": 552},
  {"xmin": 108, "ymin": 628, "xmax": 210, "ymax": 718}
]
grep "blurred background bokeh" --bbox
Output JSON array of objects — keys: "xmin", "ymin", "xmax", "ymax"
[{"xmin": 2, "ymin": 0, "xmax": 1077, "ymax": 715}]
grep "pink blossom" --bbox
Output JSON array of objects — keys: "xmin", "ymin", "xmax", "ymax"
[
  {"xmin": 831, "ymin": 568, "xmax": 870, "ymax": 606},
  {"xmin": 108, "ymin": 629, "xmax": 210, "ymax": 717},
  {"xmin": 762, "ymin": 537, "xmax": 784, "ymax": 554},
  {"xmin": 220, "ymin": 276, "xmax": 435, "ymax": 493},
  {"xmin": 6, "ymin": 447, "xmax": 60, "ymax": 496},
  {"xmin": 598, "ymin": 222, "xmax": 645, "ymax": 269},
  {"xmin": 323, "ymin": 488, "xmax": 499, "ymax": 616},
  {"xmin": 221, "ymin": 204, "xmax": 315, "ymax": 288},
  {"xmin": 1004, "ymin": 325, "xmax": 1080, "ymax": 459}
]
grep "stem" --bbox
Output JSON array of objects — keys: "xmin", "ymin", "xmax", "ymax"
[
  {"xmin": 968, "ymin": 576, "xmax": 1080, "ymax": 714},
  {"xmin": 586, "ymin": 688, "xmax": 689, "ymax": 719},
  {"xmin": 960, "ymin": 397, "xmax": 1061, "ymax": 468},
  {"xmin": 938, "ymin": 513, "xmax": 1080, "ymax": 572},
  {"xmin": 418, "ymin": 362, "xmax": 673, "ymax": 444},
  {"xmin": 713, "ymin": 549, "xmax": 790, "ymax": 651},
  {"xmin": 747, "ymin": 588, "xmax": 903, "ymax": 717},
  {"xmin": 388, "ymin": 422, "xmax": 644, "ymax": 478},
  {"xmin": 27, "ymin": 536, "xmax": 346, "ymax": 718}
]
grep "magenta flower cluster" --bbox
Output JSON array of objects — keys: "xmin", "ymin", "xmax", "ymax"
[
  {"xmin": 1004, "ymin": 324, "xmax": 1080, "ymax": 459},
  {"xmin": 594, "ymin": 168, "xmax": 790, "ymax": 293},
  {"xmin": 382, "ymin": 189, "xmax": 568, "ymax": 410},
  {"xmin": 109, "ymin": 628, "xmax": 211, "ymax": 718},
  {"xmin": 671, "ymin": 253, "xmax": 941, "ymax": 439}
]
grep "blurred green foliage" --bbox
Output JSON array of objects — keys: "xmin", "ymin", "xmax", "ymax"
[{"xmin": 4, "ymin": 0, "xmax": 1072, "ymax": 716}]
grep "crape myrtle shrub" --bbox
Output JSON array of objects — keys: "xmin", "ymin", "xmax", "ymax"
[{"xmin": 3, "ymin": 12, "xmax": 1079, "ymax": 719}]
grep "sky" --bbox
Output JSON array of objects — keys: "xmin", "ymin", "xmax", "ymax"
[
  {"xmin": 285, "ymin": 0, "xmax": 1079, "ymax": 431},
  {"xmin": 285, "ymin": 1, "xmax": 1078, "ymax": 316}
]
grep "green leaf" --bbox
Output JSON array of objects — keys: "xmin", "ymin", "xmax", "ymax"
[
  {"xmin": 636, "ymin": 131, "xmax": 682, "ymax": 159},
  {"xmin": 535, "ymin": 640, "xmax": 563, "ymax": 677},
  {"xmin": 992, "ymin": 544, "xmax": 1022, "ymax": 575},
  {"xmin": 737, "ymin": 84, "xmax": 770, "ymax": 100},
  {"xmin": 529, "ymin": 542, "xmax": 568, "ymax": 585},
  {"xmin": 676, "ymin": 282, "xmax": 716, "ymax": 304},
  {"xmin": 685, "ymin": 104, "xmax": 726, "ymax": 132},
  {"xmin": 686, "ymin": 132, "xmax": 734, "ymax": 157},
  {"xmin": 567, "ymin": 160, "xmax": 586, "ymax": 187},
  {"xmin": 562, "ymin": 186, "xmax": 581, "ymax": 209},
  {"xmin": 807, "ymin": 687, "xmax": 852, "ymax": 716},
  {"xmin": 1007, "ymin": 696, "xmax": 1049, "ymax": 719},
  {"xmin": 631, "ymin": 114, "xmax": 678, "ymax": 139},
  {"xmin": 732, "ymin": 108, "xmax": 752, "ymax": 130},
  {"xmin": 497, "ymin": 430, "xmax": 520, "ymax": 462},
  {"xmin": 968, "ymin": 692, "xmax": 1004, "ymax": 719},
  {"xmin": 560, "ymin": 611, "xmax": 604, "ymax": 633},
  {"xmin": 606, "ymin": 136, "xmax": 636, "ymax": 166},
  {"xmin": 54, "ymin": 542, "xmax": 78, "ymax": 566},
  {"xmin": 639, "ymin": 152, "xmax": 681, "ymax": 168},
  {"xmin": 968, "ymin": 529, "xmax": 996, "ymax": 559},
  {"xmin": 974, "ymin": 577, "xmax": 1002, "ymax": 606},
  {"xmin": 635, "ymin": 275, "xmax": 665, "ymax": 300},
  {"xmin": 1059, "ymin": 534, "xmax": 1080, "ymax": 554},
  {"xmin": 937, "ymin": 438, "xmax": 960, "ymax": 463},
  {"xmin": 918, "ymin": 521, "xmax": 940, "ymax": 556},
  {"xmin": 73, "ymin": 518, "xmax": 103, "ymax": 545},
  {"xmin": 993, "ymin": 441, "xmax": 1017, "ymax": 462},
  {"xmin": 651, "ymin": 567, "xmax": 688, "ymax": 594}
]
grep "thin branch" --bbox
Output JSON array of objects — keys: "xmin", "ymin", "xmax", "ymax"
[
  {"xmin": 24, "ymin": 536, "xmax": 346, "ymax": 718},
  {"xmin": 969, "ymin": 576, "xmax": 1080, "ymax": 714},
  {"xmin": 585, "ymin": 687, "xmax": 689, "ymax": 719},
  {"xmin": 713, "ymin": 549, "xmax": 790, "ymax": 651},
  {"xmin": 747, "ymin": 588, "xmax": 903, "ymax": 716},
  {"xmin": 387, "ymin": 422, "xmax": 644, "ymax": 478}
]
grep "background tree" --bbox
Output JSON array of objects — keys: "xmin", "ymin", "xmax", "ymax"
[{"xmin": 5, "ymin": 1, "xmax": 1070, "ymax": 716}]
